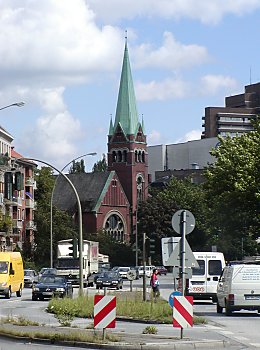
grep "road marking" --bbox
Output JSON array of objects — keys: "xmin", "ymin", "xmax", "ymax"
[
  {"xmin": 250, "ymin": 344, "xmax": 260, "ymax": 348},
  {"xmin": 233, "ymin": 336, "xmax": 249, "ymax": 341},
  {"xmin": 205, "ymin": 324, "xmax": 222, "ymax": 330},
  {"xmin": 219, "ymin": 330, "xmax": 234, "ymax": 335}
]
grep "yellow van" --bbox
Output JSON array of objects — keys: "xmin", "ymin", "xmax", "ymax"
[{"xmin": 0, "ymin": 252, "xmax": 24, "ymax": 299}]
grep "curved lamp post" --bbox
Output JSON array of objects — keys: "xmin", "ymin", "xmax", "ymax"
[
  {"xmin": 50, "ymin": 152, "xmax": 97, "ymax": 268},
  {"xmin": 15, "ymin": 157, "xmax": 85, "ymax": 294},
  {"xmin": 0, "ymin": 102, "xmax": 25, "ymax": 111}
]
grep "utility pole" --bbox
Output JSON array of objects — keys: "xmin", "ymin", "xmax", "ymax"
[{"xmin": 142, "ymin": 232, "xmax": 146, "ymax": 301}]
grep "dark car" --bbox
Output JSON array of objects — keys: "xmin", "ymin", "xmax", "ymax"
[
  {"xmin": 32, "ymin": 275, "xmax": 73, "ymax": 301},
  {"xmin": 24, "ymin": 269, "xmax": 38, "ymax": 288},
  {"xmin": 87, "ymin": 268, "xmax": 108, "ymax": 287},
  {"xmin": 95, "ymin": 272, "xmax": 123, "ymax": 290},
  {"xmin": 38, "ymin": 268, "xmax": 58, "ymax": 279},
  {"xmin": 156, "ymin": 266, "xmax": 168, "ymax": 275}
]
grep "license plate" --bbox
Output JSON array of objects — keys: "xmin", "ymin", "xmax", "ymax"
[
  {"xmin": 42, "ymin": 292, "xmax": 53, "ymax": 296},
  {"xmin": 245, "ymin": 295, "xmax": 260, "ymax": 300},
  {"xmin": 103, "ymin": 282, "xmax": 110, "ymax": 286}
]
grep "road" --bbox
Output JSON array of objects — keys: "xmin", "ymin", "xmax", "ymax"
[{"xmin": 0, "ymin": 274, "xmax": 260, "ymax": 349}]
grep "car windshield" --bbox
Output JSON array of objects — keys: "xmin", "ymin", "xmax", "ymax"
[
  {"xmin": 119, "ymin": 268, "xmax": 129, "ymax": 272},
  {"xmin": 39, "ymin": 276, "xmax": 65, "ymax": 284},
  {"xmin": 24, "ymin": 270, "xmax": 34, "ymax": 276},
  {"xmin": 0, "ymin": 261, "xmax": 8, "ymax": 274},
  {"xmin": 100, "ymin": 272, "xmax": 118, "ymax": 279}
]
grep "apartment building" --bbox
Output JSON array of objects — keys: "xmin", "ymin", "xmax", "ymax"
[
  {"xmin": 202, "ymin": 82, "xmax": 260, "ymax": 138},
  {"xmin": 0, "ymin": 126, "xmax": 36, "ymax": 252}
]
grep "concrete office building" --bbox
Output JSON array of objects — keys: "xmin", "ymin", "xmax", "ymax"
[
  {"xmin": 202, "ymin": 82, "xmax": 260, "ymax": 138},
  {"xmin": 148, "ymin": 137, "xmax": 218, "ymax": 182}
]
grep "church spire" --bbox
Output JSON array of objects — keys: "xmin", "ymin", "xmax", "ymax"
[{"xmin": 113, "ymin": 39, "xmax": 139, "ymax": 137}]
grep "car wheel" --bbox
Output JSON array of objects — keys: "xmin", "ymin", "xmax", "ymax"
[
  {"xmin": 16, "ymin": 285, "xmax": 22, "ymax": 297},
  {"xmin": 96, "ymin": 286, "xmax": 99, "ymax": 290},
  {"xmin": 225, "ymin": 301, "xmax": 233, "ymax": 316},
  {"xmin": 217, "ymin": 302, "xmax": 223, "ymax": 314},
  {"xmin": 39, "ymin": 296, "xmax": 44, "ymax": 301},
  {"xmin": 5, "ymin": 287, "xmax": 11, "ymax": 299},
  {"xmin": 32, "ymin": 295, "xmax": 37, "ymax": 301}
]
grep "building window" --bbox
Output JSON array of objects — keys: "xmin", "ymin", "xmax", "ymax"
[{"xmin": 104, "ymin": 213, "xmax": 125, "ymax": 241}]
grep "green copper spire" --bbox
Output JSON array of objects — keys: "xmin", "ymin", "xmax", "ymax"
[
  {"xmin": 114, "ymin": 41, "xmax": 139, "ymax": 136},
  {"xmin": 108, "ymin": 114, "xmax": 114, "ymax": 136}
]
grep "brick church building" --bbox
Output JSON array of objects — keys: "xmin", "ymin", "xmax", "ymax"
[{"xmin": 53, "ymin": 41, "xmax": 148, "ymax": 242}]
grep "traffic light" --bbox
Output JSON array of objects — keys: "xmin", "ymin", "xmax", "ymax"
[
  {"xmin": 68, "ymin": 238, "xmax": 78, "ymax": 258},
  {"xmin": 149, "ymin": 237, "xmax": 156, "ymax": 255}
]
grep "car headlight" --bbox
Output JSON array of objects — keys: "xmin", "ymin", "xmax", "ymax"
[
  {"xmin": 112, "ymin": 280, "xmax": 119, "ymax": 284},
  {"xmin": 56, "ymin": 288, "xmax": 65, "ymax": 292},
  {"xmin": 33, "ymin": 287, "xmax": 39, "ymax": 291}
]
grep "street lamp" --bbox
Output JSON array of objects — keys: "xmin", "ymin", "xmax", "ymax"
[
  {"xmin": 0, "ymin": 102, "xmax": 25, "ymax": 111},
  {"xmin": 14, "ymin": 157, "xmax": 85, "ymax": 294},
  {"xmin": 50, "ymin": 152, "xmax": 97, "ymax": 269}
]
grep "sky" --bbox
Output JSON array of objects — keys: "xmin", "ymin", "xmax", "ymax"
[{"xmin": 0, "ymin": 0, "xmax": 260, "ymax": 171}]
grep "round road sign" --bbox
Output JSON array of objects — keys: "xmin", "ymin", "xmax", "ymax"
[
  {"xmin": 168, "ymin": 291, "xmax": 182, "ymax": 308},
  {"xmin": 127, "ymin": 270, "xmax": 137, "ymax": 281},
  {"xmin": 172, "ymin": 209, "xmax": 195, "ymax": 235}
]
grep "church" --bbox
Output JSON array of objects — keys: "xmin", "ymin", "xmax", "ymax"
[{"xmin": 53, "ymin": 41, "xmax": 148, "ymax": 242}]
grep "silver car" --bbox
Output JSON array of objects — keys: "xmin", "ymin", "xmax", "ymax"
[{"xmin": 24, "ymin": 269, "xmax": 38, "ymax": 288}]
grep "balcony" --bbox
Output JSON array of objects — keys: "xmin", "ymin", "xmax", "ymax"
[
  {"xmin": 25, "ymin": 198, "xmax": 35, "ymax": 209},
  {"xmin": 25, "ymin": 177, "xmax": 37, "ymax": 189},
  {"xmin": 26, "ymin": 220, "xmax": 37, "ymax": 231},
  {"xmin": 13, "ymin": 219, "xmax": 23, "ymax": 229},
  {"xmin": 12, "ymin": 196, "xmax": 23, "ymax": 206}
]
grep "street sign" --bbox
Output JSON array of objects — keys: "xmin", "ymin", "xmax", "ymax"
[
  {"xmin": 166, "ymin": 238, "xmax": 199, "ymax": 268},
  {"xmin": 126, "ymin": 270, "xmax": 136, "ymax": 281},
  {"xmin": 173, "ymin": 296, "xmax": 193, "ymax": 328},
  {"xmin": 168, "ymin": 291, "xmax": 181, "ymax": 308},
  {"xmin": 94, "ymin": 295, "xmax": 116, "ymax": 329},
  {"xmin": 172, "ymin": 210, "xmax": 195, "ymax": 235},
  {"xmin": 161, "ymin": 237, "xmax": 181, "ymax": 266}
]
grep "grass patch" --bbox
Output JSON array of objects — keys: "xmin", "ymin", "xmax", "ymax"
[
  {"xmin": 47, "ymin": 291, "xmax": 207, "ymax": 325},
  {"xmin": 0, "ymin": 326, "xmax": 119, "ymax": 343},
  {"xmin": 1, "ymin": 316, "xmax": 40, "ymax": 327}
]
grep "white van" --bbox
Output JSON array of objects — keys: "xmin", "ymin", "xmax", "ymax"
[
  {"xmin": 187, "ymin": 252, "xmax": 225, "ymax": 302},
  {"xmin": 137, "ymin": 265, "xmax": 155, "ymax": 278},
  {"xmin": 217, "ymin": 264, "xmax": 260, "ymax": 315}
]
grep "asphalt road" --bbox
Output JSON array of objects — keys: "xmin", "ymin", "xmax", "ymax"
[{"xmin": 0, "ymin": 274, "xmax": 260, "ymax": 349}]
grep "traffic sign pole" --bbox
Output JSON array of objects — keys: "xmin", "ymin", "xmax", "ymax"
[{"xmin": 181, "ymin": 210, "xmax": 186, "ymax": 297}]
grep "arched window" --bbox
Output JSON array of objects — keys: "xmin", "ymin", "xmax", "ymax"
[
  {"xmin": 142, "ymin": 151, "xmax": 145, "ymax": 163},
  {"xmin": 104, "ymin": 213, "xmax": 125, "ymax": 241},
  {"xmin": 123, "ymin": 150, "xmax": 127, "ymax": 162},
  {"xmin": 138, "ymin": 151, "xmax": 142, "ymax": 162},
  {"xmin": 135, "ymin": 150, "xmax": 138, "ymax": 163},
  {"xmin": 112, "ymin": 151, "xmax": 117, "ymax": 162},
  {"xmin": 118, "ymin": 151, "xmax": 122, "ymax": 162}
]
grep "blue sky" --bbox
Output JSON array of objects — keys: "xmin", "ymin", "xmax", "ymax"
[{"xmin": 0, "ymin": 0, "xmax": 260, "ymax": 171}]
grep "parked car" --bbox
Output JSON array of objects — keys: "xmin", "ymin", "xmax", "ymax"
[
  {"xmin": 156, "ymin": 266, "xmax": 168, "ymax": 276},
  {"xmin": 32, "ymin": 275, "xmax": 73, "ymax": 300},
  {"xmin": 137, "ymin": 265, "xmax": 155, "ymax": 278},
  {"xmin": 24, "ymin": 269, "xmax": 38, "ymax": 288},
  {"xmin": 95, "ymin": 272, "xmax": 123, "ymax": 290},
  {"xmin": 87, "ymin": 269, "xmax": 107, "ymax": 287},
  {"xmin": 216, "ymin": 264, "xmax": 260, "ymax": 315}
]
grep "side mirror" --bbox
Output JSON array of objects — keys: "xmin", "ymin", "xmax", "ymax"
[{"xmin": 10, "ymin": 269, "xmax": 15, "ymax": 275}]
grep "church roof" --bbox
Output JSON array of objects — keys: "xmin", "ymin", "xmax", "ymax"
[
  {"xmin": 112, "ymin": 42, "xmax": 141, "ymax": 137},
  {"xmin": 53, "ymin": 171, "xmax": 115, "ymax": 213}
]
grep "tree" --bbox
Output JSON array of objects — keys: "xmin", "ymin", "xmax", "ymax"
[
  {"xmin": 69, "ymin": 159, "xmax": 85, "ymax": 173},
  {"xmin": 204, "ymin": 119, "xmax": 260, "ymax": 259},
  {"xmin": 92, "ymin": 154, "xmax": 107, "ymax": 172},
  {"xmin": 138, "ymin": 177, "xmax": 210, "ymax": 254},
  {"xmin": 34, "ymin": 167, "xmax": 77, "ymax": 267}
]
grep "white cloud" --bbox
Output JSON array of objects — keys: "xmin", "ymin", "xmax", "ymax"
[
  {"xmin": 147, "ymin": 130, "xmax": 162, "ymax": 145},
  {"xmin": 199, "ymin": 75, "xmax": 238, "ymax": 95},
  {"xmin": 133, "ymin": 32, "xmax": 210, "ymax": 70},
  {"xmin": 136, "ymin": 78, "xmax": 191, "ymax": 101},
  {"xmin": 87, "ymin": 0, "xmax": 260, "ymax": 24},
  {"xmin": 175, "ymin": 129, "xmax": 202, "ymax": 143}
]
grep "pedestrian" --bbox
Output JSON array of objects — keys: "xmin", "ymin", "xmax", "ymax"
[{"xmin": 150, "ymin": 268, "xmax": 160, "ymax": 302}]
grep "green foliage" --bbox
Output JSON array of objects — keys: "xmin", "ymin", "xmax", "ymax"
[
  {"xmin": 69, "ymin": 159, "xmax": 85, "ymax": 173},
  {"xmin": 143, "ymin": 325, "xmax": 158, "ymax": 334},
  {"xmin": 92, "ymin": 154, "xmax": 107, "ymax": 172},
  {"xmin": 204, "ymin": 119, "xmax": 260, "ymax": 259},
  {"xmin": 138, "ymin": 177, "xmax": 210, "ymax": 253},
  {"xmin": 34, "ymin": 167, "xmax": 77, "ymax": 267},
  {"xmin": 0, "ymin": 213, "xmax": 12, "ymax": 232},
  {"xmin": 88, "ymin": 231, "xmax": 135, "ymax": 266}
]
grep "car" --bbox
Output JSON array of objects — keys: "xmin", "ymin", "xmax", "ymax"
[
  {"xmin": 32, "ymin": 274, "xmax": 73, "ymax": 301},
  {"xmin": 24, "ymin": 269, "xmax": 38, "ymax": 288},
  {"xmin": 87, "ymin": 269, "xmax": 107, "ymax": 287},
  {"xmin": 137, "ymin": 265, "xmax": 155, "ymax": 278},
  {"xmin": 95, "ymin": 272, "xmax": 123, "ymax": 290},
  {"xmin": 38, "ymin": 268, "xmax": 57, "ymax": 278},
  {"xmin": 156, "ymin": 266, "xmax": 168, "ymax": 276},
  {"xmin": 117, "ymin": 267, "xmax": 130, "ymax": 279}
]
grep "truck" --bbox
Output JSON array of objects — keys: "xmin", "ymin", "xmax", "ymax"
[{"xmin": 56, "ymin": 239, "xmax": 99, "ymax": 287}]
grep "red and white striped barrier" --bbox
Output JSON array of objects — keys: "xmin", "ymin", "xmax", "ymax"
[
  {"xmin": 173, "ymin": 296, "xmax": 193, "ymax": 328},
  {"xmin": 94, "ymin": 295, "xmax": 116, "ymax": 329}
]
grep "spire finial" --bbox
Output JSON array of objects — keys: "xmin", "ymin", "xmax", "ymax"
[{"xmin": 125, "ymin": 30, "xmax": 127, "ymax": 44}]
